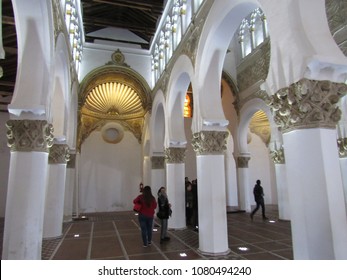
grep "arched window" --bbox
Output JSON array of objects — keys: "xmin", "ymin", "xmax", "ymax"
[
  {"xmin": 65, "ymin": 0, "xmax": 83, "ymax": 75},
  {"xmin": 239, "ymin": 19, "xmax": 252, "ymax": 57},
  {"xmin": 238, "ymin": 8, "xmax": 268, "ymax": 59}
]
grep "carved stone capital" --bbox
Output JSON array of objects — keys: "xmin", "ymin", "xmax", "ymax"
[
  {"xmin": 6, "ymin": 120, "xmax": 54, "ymax": 152},
  {"xmin": 337, "ymin": 137, "xmax": 347, "ymax": 158},
  {"xmin": 269, "ymin": 79, "xmax": 347, "ymax": 133},
  {"xmin": 192, "ymin": 131, "xmax": 229, "ymax": 155},
  {"xmin": 49, "ymin": 144, "xmax": 70, "ymax": 164},
  {"xmin": 237, "ymin": 156, "xmax": 250, "ymax": 168},
  {"xmin": 67, "ymin": 153, "xmax": 76, "ymax": 168},
  {"xmin": 270, "ymin": 147, "xmax": 286, "ymax": 164},
  {"xmin": 151, "ymin": 156, "xmax": 165, "ymax": 169},
  {"xmin": 165, "ymin": 147, "xmax": 186, "ymax": 163}
]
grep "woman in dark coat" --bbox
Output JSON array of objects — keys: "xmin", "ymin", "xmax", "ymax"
[{"xmin": 157, "ymin": 187, "xmax": 171, "ymax": 244}]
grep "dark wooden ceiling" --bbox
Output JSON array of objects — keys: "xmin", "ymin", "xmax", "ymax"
[{"xmin": 0, "ymin": 0, "xmax": 164, "ymax": 112}]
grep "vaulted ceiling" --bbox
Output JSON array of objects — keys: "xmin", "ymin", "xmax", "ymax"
[{"xmin": 0, "ymin": 0, "xmax": 164, "ymax": 112}]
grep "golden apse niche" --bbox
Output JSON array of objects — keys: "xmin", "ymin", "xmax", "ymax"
[{"xmin": 78, "ymin": 53, "xmax": 151, "ymax": 150}]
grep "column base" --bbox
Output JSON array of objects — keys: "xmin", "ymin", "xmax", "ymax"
[{"xmin": 197, "ymin": 248, "xmax": 231, "ymax": 257}]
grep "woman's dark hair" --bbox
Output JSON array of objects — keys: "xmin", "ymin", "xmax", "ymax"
[
  {"xmin": 142, "ymin": 186, "xmax": 154, "ymax": 207},
  {"xmin": 157, "ymin": 186, "xmax": 165, "ymax": 196}
]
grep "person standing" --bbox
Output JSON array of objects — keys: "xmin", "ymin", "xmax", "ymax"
[
  {"xmin": 185, "ymin": 182, "xmax": 194, "ymax": 226},
  {"xmin": 139, "ymin": 182, "xmax": 144, "ymax": 193},
  {"xmin": 133, "ymin": 186, "xmax": 157, "ymax": 247},
  {"xmin": 250, "ymin": 179, "xmax": 268, "ymax": 220},
  {"xmin": 157, "ymin": 187, "xmax": 171, "ymax": 244}
]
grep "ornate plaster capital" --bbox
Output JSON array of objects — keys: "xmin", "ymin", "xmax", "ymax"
[
  {"xmin": 151, "ymin": 156, "xmax": 165, "ymax": 169},
  {"xmin": 270, "ymin": 147, "xmax": 286, "ymax": 164},
  {"xmin": 6, "ymin": 120, "xmax": 54, "ymax": 152},
  {"xmin": 192, "ymin": 131, "xmax": 229, "ymax": 155},
  {"xmin": 337, "ymin": 137, "xmax": 347, "ymax": 158},
  {"xmin": 165, "ymin": 147, "xmax": 186, "ymax": 163},
  {"xmin": 269, "ymin": 79, "xmax": 347, "ymax": 133},
  {"xmin": 67, "ymin": 153, "xmax": 76, "ymax": 168},
  {"xmin": 49, "ymin": 144, "xmax": 70, "ymax": 164},
  {"xmin": 236, "ymin": 156, "xmax": 250, "ymax": 168}
]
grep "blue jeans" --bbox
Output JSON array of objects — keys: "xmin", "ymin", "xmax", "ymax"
[
  {"xmin": 138, "ymin": 214, "xmax": 153, "ymax": 246},
  {"xmin": 160, "ymin": 218, "xmax": 168, "ymax": 239}
]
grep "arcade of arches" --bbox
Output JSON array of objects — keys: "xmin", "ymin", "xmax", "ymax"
[{"xmin": 1, "ymin": 0, "xmax": 347, "ymax": 260}]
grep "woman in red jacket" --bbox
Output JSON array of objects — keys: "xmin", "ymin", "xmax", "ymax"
[{"xmin": 133, "ymin": 186, "xmax": 157, "ymax": 247}]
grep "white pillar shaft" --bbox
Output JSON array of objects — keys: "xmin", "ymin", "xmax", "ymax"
[
  {"xmin": 64, "ymin": 167, "xmax": 75, "ymax": 222},
  {"xmin": 275, "ymin": 164, "xmax": 290, "ymax": 220},
  {"xmin": 237, "ymin": 168, "xmax": 251, "ymax": 212},
  {"xmin": 166, "ymin": 163, "xmax": 185, "ymax": 229},
  {"xmin": 150, "ymin": 169, "xmax": 165, "ymax": 192},
  {"xmin": 225, "ymin": 155, "xmax": 238, "ymax": 207},
  {"xmin": 43, "ymin": 163, "xmax": 67, "ymax": 238},
  {"xmin": 340, "ymin": 158, "xmax": 347, "ymax": 210},
  {"xmin": 284, "ymin": 128, "xmax": 347, "ymax": 259},
  {"xmin": 2, "ymin": 152, "xmax": 48, "ymax": 260},
  {"xmin": 143, "ymin": 156, "xmax": 151, "ymax": 186},
  {"xmin": 197, "ymin": 154, "xmax": 229, "ymax": 255}
]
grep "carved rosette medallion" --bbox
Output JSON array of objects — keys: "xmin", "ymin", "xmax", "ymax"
[
  {"xmin": 237, "ymin": 156, "xmax": 250, "ymax": 168},
  {"xmin": 269, "ymin": 79, "xmax": 347, "ymax": 133},
  {"xmin": 270, "ymin": 147, "xmax": 286, "ymax": 164},
  {"xmin": 151, "ymin": 156, "xmax": 165, "ymax": 169},
  {"xmin": 6, "ymin": 120, "xmax": 54, "ymax": 152},
  {"xmin": 337, "ymin": 138, "xmax": 347, "ymax": 158},
  {"xmin": 49, "ymin": 144, "xmax": 70, "ymax": 164},
  {"xmin": 192, "ymin": 131, "xmax": 229, "ymax": 155},
  {"xmin": 164, "ymin": 147, "xmax": 186, "ymax": 164}
]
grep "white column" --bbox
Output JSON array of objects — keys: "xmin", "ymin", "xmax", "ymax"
[
  {"xmin": 64, "ymin": 153, "xmax": 75, "ymax": 222},
  {"xmin": 166, "ymin": 163, "xmax": 185, "ymax": 229},
  {"xmin": 337, "ymin": 138, "xmax": 347, "ymax": 209},
  {"xmin": 2, "ymin": 120, "xmax": 53, "ymax": 259},
  {"xmin": 270, "ymin": 147, "xmax": 290, "ymax": 220},
  {"xmin": 340, "ymin": 157, "xmax": 347, "ymax": 209},
  {"xmin": 274, "ymin": 163, "xmax": 290, "ymax": 220},
  {"xmin": 284, "ymin": 128, "xmax": 347, "ymax": 259},
  {"xmin": 150, "ymin": 156, "xmax": 165, "ymax": 192},
  {"xmin": 236, "ymin": 155, "xmax": 251, "ymax": 212},
  {"xmin": 225, "ymin": 149, "xmax": 238, "ymax": 207},
  {"xmin": 143, "ymin": 155, "xmax": 151, "ymax": 186},
  {"xmin": 193, "ymin": 131, "xmax": 230, "ymax": 256},
  {"xmin": 165, "ymin": 147, "xmax": 186, "ymax": 229},
  {"xmin": 43, "ymin": 143, "xmax": 69, "ymax": 238},
  {"xmin": 269, "ymin": 79, "xmax": 347, "ymax": 260},
  {"xmin": 197, "ymin": 154, "xmax": 229, "ymax": 255}
]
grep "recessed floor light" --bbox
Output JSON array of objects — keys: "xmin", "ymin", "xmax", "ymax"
[
  {"xmin": 74, "ymin": 234, "xmax": 80, "ymax": 238},
  {"xmin": 238, "ymin": 246, "xmax": 249, "ymax": 251},
  {"xmin": 180, "ymin": 253, "xmax": 187, "ymax": 257}
]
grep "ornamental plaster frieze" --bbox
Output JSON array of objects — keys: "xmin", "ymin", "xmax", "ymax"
[
  {"xmin": 52, "ymin": 0, "xmax": 66, "ymax": 42},
  {"xmin": 49, "ymin": 144, "xmax": 70, "ymax": 164},
  {"xmin": 164, "ymin": 147, "xmax": 186, "ymax": 163},
  {"xmin": 270, "ymin": 147, "xmax": 286, "ymax": 164},
  {"xmin": 6, "ymin": 120, "xmax": 54, "ymax": 152},
  {"xmin": 236, "ymin": 39, "xmax": 270, "ymax": 93},
  {"xmin": 337, "ymin": 137, "xmax": 347, "ymax": 158},
  {"xmin": 151, "ymin": 156, "xmax": 165, "ymax": 169},
  {"xmin": 52, "ymin": 0, "xmax": 78, "ymax": 83},
  {"xmin": 326, "ymin": 0, "xmax": 347, "ymax": 56},
  {"xmin": 192, "ymin": 131, "xmax": 228, "ymax": 155},
  {"xmin": 236, "ymin": 156, "xmax": 250, "ymax": 168},
  {"xmin": 268, "ymin": 79, "xmax": 347, "ymax": 133}
]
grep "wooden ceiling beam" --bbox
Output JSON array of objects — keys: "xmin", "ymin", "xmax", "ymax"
[
  {"xmin": 83, "ymin": 16, "xmax": 156, "ymax": 34},
  {"xmin": 91, "ymin": 0, "xmax": 163, "ymax": 14}
]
